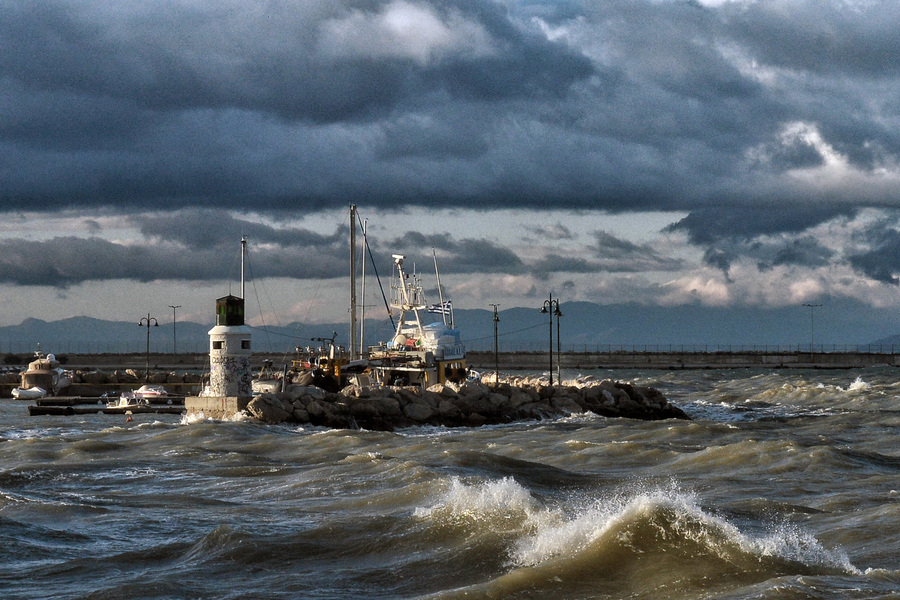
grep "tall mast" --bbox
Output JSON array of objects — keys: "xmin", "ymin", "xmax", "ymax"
[
  {"xmin": 349, "ymin": 205, "xmax": 358, "ymax": 358},
  {"xmin": 240, "ymin": 236, "xmax": 246, "ymax": 299},
  {"xmin": 360, "ymin": 217, "xmax": 367, "ymax": 356},
  {"xmin": 433, "ymin": 249, "xmax": 449, "ymax": 328}
]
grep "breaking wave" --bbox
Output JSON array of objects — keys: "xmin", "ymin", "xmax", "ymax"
[{"xmin": 417, "ymin": 477, "xmax": 857, "ymax": 598}]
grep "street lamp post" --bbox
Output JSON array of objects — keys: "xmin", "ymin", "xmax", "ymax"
[
  {"xmin": 490, "ymin": 303, "xmax": 500, "ymax": 385},
  {"xmin": 540, "ymin": 294, "xmax": 562, "ymax": 386},
  {"xmin": 138, "ymin": 313, "xmax": 159, "ymax": 382},
  {"xmin": 168, "ymin": 305, "xmax": 181, "ymax": 360},
  {"xmin": 802, "ymin": 303, "xmax": 822, "ymax": 361},
  {"xmin": 556, "ymin": 301, "xmax": 562, "ymax": 384}
]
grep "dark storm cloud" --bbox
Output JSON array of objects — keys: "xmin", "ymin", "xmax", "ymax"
[
  {"xmin": 724, "ymin": 1, "xmax": 900, "ymax": 77},
  {"xmin": 667, "ymin": 204, "xmax": 852, "ymax": 274},
  {"xmin": 382, "ymin": 231, "xmax": 524, "ymax": 273},
  {"xmin": 530, "ymin": 254, "xmax": 598, "ymax": 278},
  {"xmin": 0, "ymin": 211, "xmax": 350, "ymax": 285},
  {"xmin": 848, "ymin": 222, "xmax": 900, "ymax": 285},
  {"xmin": 131, "ymin": 210, "xmax": 342, "ymax": 250},
  {"xmin": 2, "ymin": 0, "xmax": 900, "ymax": 253},
  {"xmin": 768, "ymin": 236, "xmax": 834, "ymax": 270},
  {"xmin": 525, "ymin": 223, "xmax": 575, "ymax": 241},
  {"xmin": 666, "ymin": 205, "xmax": 857, "ymax": 245},
  {"xmin": 589, "ymin": 231, "xmax": 683, "ymax": 272},
  {"xmin": 0, "ymin": 0, "xmax": 592, "ymax": 125}
]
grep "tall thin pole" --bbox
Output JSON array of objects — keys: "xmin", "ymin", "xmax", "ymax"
[
  {"xmin": 360, "ymin": 218, "xmax": 367, "ymax": 356},
  {"xmin": 350, "ymin": 205, "xmax": 358, "ymax": 358},
  {"xmin": 802, "ymin": 303, "xmax": 822, "ymax": 361},
  {"xmin": 540, "ymin": 294, "xmax": 561, "ymax": 386},
  {"xmin": 556, "ymin": 305, "xmax": 561, "ymax": 384},
  {"xmin": 549, "ymin": 294, "xmax": 554, "ymax": 386},
  {"xmin": 139, "ymin": 313, "xmax": 158, "ymax": 383},
  {"xmin": 433, "ymin": 249, "xmax": 448, "ymax": 328},
  {"xmin": 541, "ymin": 293, "xmax": 554, "ymax": 386},
  {"xmin": 168, "ymin": 305, "xmax": 181, "ymax": 358},
  {"xmin": 240, "ymin": 237, "xmax": 246, "ymax": 299},
  {"xmin": 490, "ymin": 303, "xmax": 500, "ymax": 384}
]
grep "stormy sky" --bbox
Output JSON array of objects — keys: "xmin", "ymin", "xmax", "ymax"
[{"xmin": 3, "ymin": 0, "xmax": 900, "ymax": 339}]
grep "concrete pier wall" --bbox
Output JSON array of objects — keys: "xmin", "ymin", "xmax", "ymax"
[{"xmin": 467, "ymin": 351, "xmax": 900, "ymax": 370}]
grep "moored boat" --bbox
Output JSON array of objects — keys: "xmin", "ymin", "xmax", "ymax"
[
  {"xmin": 107, "ymin": 395, "xmax": 150, "ymax": 409},
  {"xmin": 134, "ymin": 384, "xmax": 168, "ymax": 398},
  {"xmin": 12, "ymin": 386, "xmax": 47, "ymax": 400},
  {"xmin": 114, "ymin": 384, "xmax": 168, "ymax": 407},
  {"xmin": 366, "ymin": 254, "xmax": 468, "ymax": 388},
  {"xmin": 10, "ymin": 351, "xmax": 73, "ymax": 399}
]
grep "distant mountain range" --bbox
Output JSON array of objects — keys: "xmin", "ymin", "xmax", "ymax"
[{"xmin": 2, "ymin": 297, "xmax": 899, "ymax": 357}]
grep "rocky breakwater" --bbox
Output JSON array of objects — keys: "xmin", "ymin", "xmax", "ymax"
[{"xmin": 243, "ymin": 376, "xmax": 689, "ymax": 431}]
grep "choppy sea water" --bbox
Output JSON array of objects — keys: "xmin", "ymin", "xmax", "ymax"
[{"xmin": 1, "ymin": 368, "xmax": 898, "ymax": 599}]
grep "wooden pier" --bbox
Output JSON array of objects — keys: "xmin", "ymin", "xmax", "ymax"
[{"xmin": 27, "ymin": 396, "xmax": 186, "ymax": 416}]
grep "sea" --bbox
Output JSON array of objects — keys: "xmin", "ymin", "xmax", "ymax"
[{"xmin": 1, "ymin": 367, "xmax": 898, "ymax": 599}]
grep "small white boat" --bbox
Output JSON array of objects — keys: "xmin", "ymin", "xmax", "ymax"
[
  {"xmin": 112, "ymin": 385, "xmax": 167, "ymax": 407},
  {"xmin": 107, "ymin": 395, "xmax": 150, "ymax": 409},
  {"xmin": 12, "ymin": 386, "xmax": 47, "ymax": 400},
  {"xmin": 134, "ymin": 384, "xmax": 168, "ymax": 399},
  {"xmin": 252, "ymin": 359, "xmax": 284, "ymax": 396}
]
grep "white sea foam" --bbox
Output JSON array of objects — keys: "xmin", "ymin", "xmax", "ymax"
[
  {"xmin": 180, "ymin": 410, "xmax": 251, "ymax": 425},
  {"xmin": 419, "ymin": 478, "xmax": 861, "ymax": 575},
  {"xmin": 509, "ymin": 483, "xmax": 699, "ymax": 566},
  {"xmin": 415, "ymin": 476, "xmax": 545, "ymax": 526},
  {"xmin": 846, "ymin": 376, "xmax": 870, "ymax": 392}
]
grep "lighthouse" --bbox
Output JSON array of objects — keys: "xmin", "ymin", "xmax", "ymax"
[
  {"xmin": 208, "ymin": 294, "xmax": 252, "ymax": 397},
  {"xmin": 185, "ymin": 294, "xmax": 253, "ymax": 418}
]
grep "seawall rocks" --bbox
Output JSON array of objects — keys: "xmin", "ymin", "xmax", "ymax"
[{"xmin": 244, "ymin": 376, "xmax": 689, "ymax": 431}]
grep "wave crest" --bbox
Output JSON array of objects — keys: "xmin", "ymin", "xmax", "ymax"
[{"xmin": 416, "ymin": 478, "xmax": 858, "ymax": 597}]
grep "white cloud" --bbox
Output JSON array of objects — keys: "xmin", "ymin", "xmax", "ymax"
[
  {"xmin": 317, "ymin": 1, "xmax": 496, "ymax": 65},
  {"xmin": 659, "ymin": 274, "xmax": 732, "ymax": 306}
]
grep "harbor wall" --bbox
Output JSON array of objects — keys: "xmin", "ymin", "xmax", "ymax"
[
  {"xmin": 466, "ymin": 350, "xmax": 900, "ymax": 370},
  {"xmin": 31, "ymin": 350, "xmax": 900, "ymax": 371},
  {"xmin": 5, "ymin": 350, "xmax": 899, "ymax": 397}
]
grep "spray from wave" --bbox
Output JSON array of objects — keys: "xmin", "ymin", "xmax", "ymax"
[{"xmin": 416, "ymin": 476, "xmax": 858, "ymax": 597}]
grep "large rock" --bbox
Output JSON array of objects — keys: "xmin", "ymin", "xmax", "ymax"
[
  {"xmin": 80, "ymin": 371, "xmax": 108, "ymax": 385},
  {"xmin": 404, "ymin": 401, "xmax": 434, "ymax": 423},
  {"xmin": 246, "ymin": 394, "xmax": 293, "ymax": 424}
]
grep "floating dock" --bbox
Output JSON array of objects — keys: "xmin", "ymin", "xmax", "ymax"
[{"xmin": 27, "ymin": 396, "xmax": 186, "ymax": 416}]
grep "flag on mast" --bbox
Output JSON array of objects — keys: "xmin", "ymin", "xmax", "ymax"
[{"xmin": 427, "ymin": 300, "xmax": 452, "ymax": 315}]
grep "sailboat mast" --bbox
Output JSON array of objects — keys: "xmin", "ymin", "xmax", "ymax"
[{"xmin": 349, "ymin": 205, "xmax": 358, "ymax": 358}]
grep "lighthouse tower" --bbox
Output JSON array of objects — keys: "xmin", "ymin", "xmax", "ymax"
[{"xmin": 207, "ymin": 295, "xmax": 252, "ymax": 398}]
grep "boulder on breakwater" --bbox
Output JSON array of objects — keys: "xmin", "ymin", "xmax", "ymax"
[{"xmin": 243, "ymin": 375, "xmax": 689, "ymax": 431}]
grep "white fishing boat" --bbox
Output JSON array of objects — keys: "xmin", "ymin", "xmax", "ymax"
[
  {"xmin": 10, "ymin": 351, "xmax": 73, "ymax": 399},
  {"xmin": 366, "ymin": 254, "xmax": 469, "ymax": 389}
]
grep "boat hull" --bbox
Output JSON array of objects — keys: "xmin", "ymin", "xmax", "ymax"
[{"xmin": 12, "ymin": 387, "xmax": 46, "ymax": 400}]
